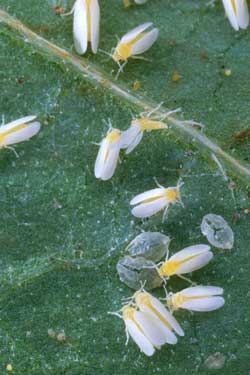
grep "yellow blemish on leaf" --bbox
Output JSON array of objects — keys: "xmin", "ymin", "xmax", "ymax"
[
  {"xmin": 133, "ymin": 80, "xmax": 141, "ymax": 91},
  {"xmin": 6, "ymin": 364, "xmax": 13, "ymax": 372},
  {"xmin": 224, "ymin": 68, "xmax": 232, "ymax": 77},
  {"xmin": 172, "ymin": 70, "xmax": 180, "ymax": 82},
  {"xmin": 123, "ymin": 0, "xmax": 132, "ymax": 8}
]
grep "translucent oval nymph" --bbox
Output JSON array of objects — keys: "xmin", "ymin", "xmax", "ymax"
[
  {"xmin": 117, "ymin": 256, "xmax": 162, "ymax": 290},
  {"xmin": 201, "ymin": 213, "xmax": 234, "ymax": 250},
  {"xmin": 126, "ymin": 232, "xmax": 170, "ymax": 262}
]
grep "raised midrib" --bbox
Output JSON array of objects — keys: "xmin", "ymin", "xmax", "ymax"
[{"xmin": 1, "ymin": 8, "xmax": 250, "ymax": 184}]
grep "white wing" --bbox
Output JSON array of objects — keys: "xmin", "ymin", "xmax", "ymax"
[
  {"xmin": 148, "ymin": 295, "xmax": 184, "ymax": 336},
  {"xmin": 4, "ymin": 122, "xmax": 40, "ymax": 145},
  {"xmin": 179, "ymin": 286, "xmax": 224, "ymax": 297},
  {"xmin": 169, "ymin": 245, "xmax": 211, "ymax": 261},
  {"xmin": 100, "ymin": 142, "xmax": 120, "ymax": 181},
  {"xmin": 90, "ymin": 0, "xmax": 100, "ymax": 53},
  {"xmin": 235, "ymin": 0, "xmax": 249, "ymax": 29},
  {"xmin": 125, "ymin": 319, "xmax": 155, "ymax": 356},
  {"xmin": 131, "ymin": 198, "xmax": 167, "ymax": 218},
  {"xmin": 134, "ymin": 311, "xmax": 167, "ymax": 346},
  {"xmin": 222, "ymin": 0, "xmax": 239, "ymax": 30},
  {"xmin": 131, "ymin": 28, "xmax": 159, "ymax": 55},
  {"xmin": 125, "ymin": 131, "xmax": 143, "ymax": 154},
  {"xmin": 94, "ymin": 138, "xmax": 109, "ymax": 179},
  {"xmin": 0, "ymin": 116, "xmax": 37, "ymax": 133},
  {"xmin": 121, "ymin": 22, "xmax": 152, "ymax": 43},
  {"xmin": 73, "ymin": 0, "xmax": 88, "ymax": 54},
  {"xmin": 181, "ymin": 297, "xmax": 225, "ymax": 312},
  {"xmin": 120, "ymin": 125, "xmax": 141, "ymax": 152},
  {"xmin": 175, "ymin": 251, "xmax": 213, "ymax": 274},
  {"xmin": 130, "ymin": 188, "xmax": 164, "ymax": 205}
]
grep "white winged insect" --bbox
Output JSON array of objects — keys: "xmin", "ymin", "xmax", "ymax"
[
  {"xmin": 111, "ymin": 303, "xmax": 171, "ymax": 356},
  {"xmin": 158, "ymin": 244, "xmax": 213, "ymax": 281},
  {"xmin": 134, "ymin": 291, "xmax": 184, "ymax": 344},
  {"xmin": 130, "ymin": 180, "xmax": 183, "ymax": 221},
  {"xmin": 167, "ymin": 286, "xmax": 225, "ymax": 312},
  {"xmin": 94, "ymin": 127, "xmax": 122, "ymax": 181},
  {"xmin": 67, "ymin": 0, "xmax": 100, "ymax": 54},
  {"xmin": 222, "ymin": 0, "xmax": 249, "ymax": 31},
  {"xmin": 120, "ymin": 106, "xmax": 181, "ymax": 154},
  {"xmin": 111, "ymin": 22, "xmax": 159, "ymax": 78},
  {"xmin": 0, "ymin": 115, "xmax": 41, "ymax": 156}
]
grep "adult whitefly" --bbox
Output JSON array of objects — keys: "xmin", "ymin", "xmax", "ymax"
[
  {"xmin": 168, "ymin": 286, "xmax": 225, "ymax": 312},
  {"xmin": 130, "ymin": 181, "xmax": 183, "ymax": 220},
  {"xmin": 94, "ymin": 128, "xmax": 122, "ymax": 181},
  {"xmin": 0, "ymin": 115, "xmax": 41, "ymax": 153},
  {"xmin": 159, "ymin": 244, "xmax": 213, "ymax": 278}
]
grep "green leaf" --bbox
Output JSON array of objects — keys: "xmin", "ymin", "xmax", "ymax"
[{"xmin": 0, "ymin": 1, "xmax": 249, "ymax": 373}]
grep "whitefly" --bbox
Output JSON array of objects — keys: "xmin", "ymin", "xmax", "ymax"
[
  {"xmin": 126, "ymin": 232, "xmax": 170, "ymax": 263},
  {"xmin": 117, "ymin": 256, "xmax": 162, "ymax": 291},
  {"xmin": 201, "ymin": 213, "xmax": 234, "ymax": 250}
]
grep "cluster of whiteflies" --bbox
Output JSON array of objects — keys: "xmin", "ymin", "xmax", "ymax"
[
  {"xmin": 1, "ymin": 1, "xmax": 249, "ymax": 154},
  {"xmin": 113, "ymin": 232, "xmax": 225, "ymax": 356},
  {"xmin": 68, "ymin": 0, "xmax": 159, "ymax": 77},
  {"xmin": 94, "ymin": 107, "xmax": 183, "ymax": 179},
  {"xmin": 94, "ymin": 108, "xmax": 173, "ymax": 181},
  {"xmin": 222, "ymin": 0, "xmax": 249, "ymax": 30},
  {"xmin": 113, "ymin": 286, "xmax": 224, "ymax": 356}
]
